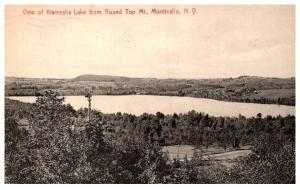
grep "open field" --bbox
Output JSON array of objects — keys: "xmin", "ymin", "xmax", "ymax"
[
  {"xmin": 246, "ymin": 89, "xmax": 295, "ymax": 102},
  {"xmin": 163, "ymin": 145, "xmax": 252, "ymax": 167}
]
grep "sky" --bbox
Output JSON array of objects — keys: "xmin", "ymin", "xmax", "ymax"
[{"xmin": 5, "ymin": 5, "xmax": 295, "ymax": 79}]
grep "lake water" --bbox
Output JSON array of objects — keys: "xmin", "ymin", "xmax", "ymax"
[{"xmin": 7, "ymin": 95, "xmax": 295, "ymax": 118}]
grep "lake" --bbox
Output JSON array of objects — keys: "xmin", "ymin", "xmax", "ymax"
[{"xmin": 7, "ymin": 95, "xmax": 295, "ymax": 118}]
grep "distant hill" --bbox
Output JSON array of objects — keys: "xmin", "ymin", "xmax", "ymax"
[
  {"xmin": 71, "ymin": 74, "xmax": 158, "ymax": 83},
  {"xmin": 72, "ymin": 74, "xmax": 130, "ymax": 82}
]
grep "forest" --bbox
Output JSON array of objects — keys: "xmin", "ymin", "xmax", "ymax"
[
  {"xmin": 5, "ymin": 90, "xmax": 295, "ymax": 183},
  {"xmin": 5, "ymin": 75, "xmax": 295, "ymax": 105}
]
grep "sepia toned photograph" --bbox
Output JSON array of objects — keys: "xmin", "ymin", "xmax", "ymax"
[{"xmin": 4, "ymin": 5, "xmax": 295, "ymax": 184}]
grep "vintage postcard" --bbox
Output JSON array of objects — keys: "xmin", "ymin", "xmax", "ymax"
[{"xmin": 4, "ymin": 5, "xmax": 295, "ymax": 184}]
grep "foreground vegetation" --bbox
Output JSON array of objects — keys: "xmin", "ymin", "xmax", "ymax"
[
  {"xmin": 5, "ymin": 91, "xmax": 295, "ymax": 183},
  {"xmin": 5, "ymin": 75, "xmax": 295, "ymax": 105}
]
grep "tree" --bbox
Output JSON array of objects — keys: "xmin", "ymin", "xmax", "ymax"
[
  {"xmin": 5, "ymin": 117, "xmax": 32, "ymax": 183},
  {"xmin": 28, "ymin": 90, "xmax": 91, "ymax": 183},
  {"xmin": 202, "ymin": 126, "xmax": 211, "ymax": 149},
  {"xmin": 84, "ymin": 110, "xmax": 114, "ymax": 183}
]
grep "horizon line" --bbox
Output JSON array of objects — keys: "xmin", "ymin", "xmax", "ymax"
[{"xmin": 4, "ymin": 74, "xmax": 296, "ymax": 80}]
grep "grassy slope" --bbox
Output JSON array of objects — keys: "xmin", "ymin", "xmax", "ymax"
[{"xmin": 246, "ymin": 89, "xmax": 295, "ymax": 100}]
